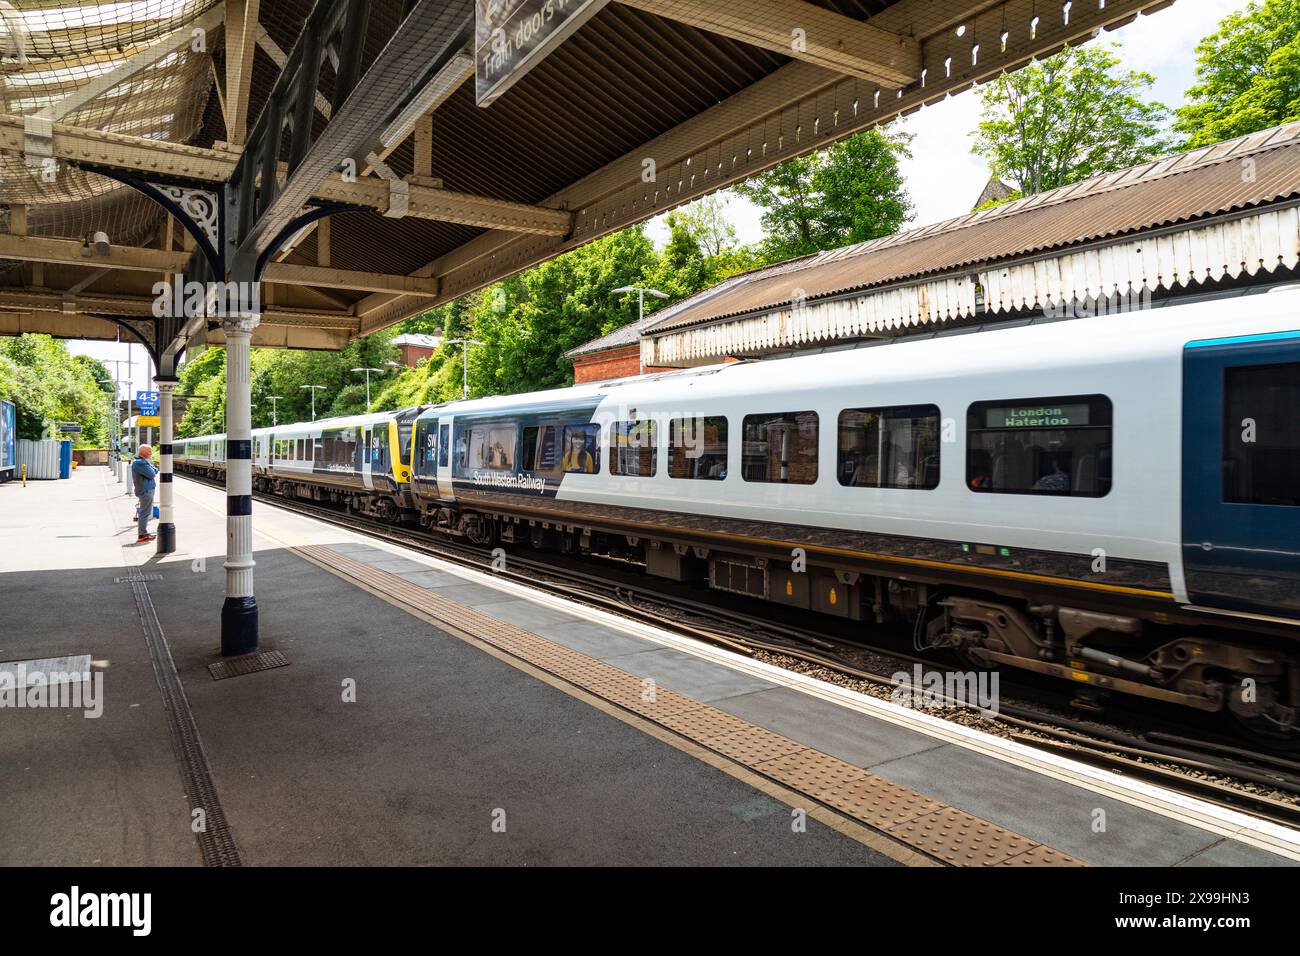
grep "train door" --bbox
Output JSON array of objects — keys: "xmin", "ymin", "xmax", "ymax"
[
  {"xmin": 411, "ymin": 418, "xmax": 438, "ymax": 500},
  {"xmin": 1182, "ymin": 331, "xmax": 1300, "ymax": 617},
  {"xmin": 437, "ymin": 416, "xmax": 454, "ymax": 501},
  {"xmin": 361, "ymin": 424, "xmax": 374, "ymax": 491}
]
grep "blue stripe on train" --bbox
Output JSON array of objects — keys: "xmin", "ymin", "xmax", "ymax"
[{"xmin": 1186, "ymin": 329, "xmax": 1300, "ymax": 349}]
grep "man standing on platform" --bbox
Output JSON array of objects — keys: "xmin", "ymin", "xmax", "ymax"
[{"xmin": 131, "ymin": 444, "xmax": 157, "ymax": 543}]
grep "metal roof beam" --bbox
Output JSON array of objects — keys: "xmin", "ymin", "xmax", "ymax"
[
  {"xmin": 0, "ymin": 286, "xmax": 359, "ymax": 326},
  {"xmin": 0, "ymin": 233, "xmax": 440, "ymax": 294},
  {"xmin": 0, "ymin": 113, "xmax": 570, "ymax": 235},
  {"xmin": 617, "ymin": 0, "xmax": 919, "ymax": 86},
  {"xmin": 223, "ymin": 0, "xmax": 261, "ymax": 146}
]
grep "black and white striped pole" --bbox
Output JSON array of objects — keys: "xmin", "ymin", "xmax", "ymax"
[
  {"xmin": 155, "ymin": 377, "xmax": 178, "ymax": 554},
  {"xmin": 221, "ymin": 310, "xmax": 258, "ymax": 656}
]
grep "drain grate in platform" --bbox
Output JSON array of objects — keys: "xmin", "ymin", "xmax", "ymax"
[
  {"xmin": 208, "ymin": 650, "xmax": 289, "ymax": 681},
  {"xmin": 116, "ymin": 574, "xmax": 162, "ymax": 583}
]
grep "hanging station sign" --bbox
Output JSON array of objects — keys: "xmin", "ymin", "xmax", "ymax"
[{"xmin": 475, "ymin": 0, "xmax": 609, "ymax": 106}]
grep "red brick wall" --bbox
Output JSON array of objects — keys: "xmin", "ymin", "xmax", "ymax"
[
  {"xmin": 572, "ymin": 345, "xmax": 674, "ymax": 383},
  {"xmin": 398, "ymin": 344, "xmax": 436, "ymax": 367}
]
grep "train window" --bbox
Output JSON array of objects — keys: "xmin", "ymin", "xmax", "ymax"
[
  {"xmin": 486, "ymin": 426, "xmax": 516, "ymax": 471},
  {"xmin": 610, "ymin": 420, "xmax": 657, "ymax": 477},
  {"xmin": 523, "ymin": 425, "xmax": 559, "ymax": 474},
  {"xmin": 455, "ymin": 429, "xmax": 469, "ymax": 471},
  {"xmin": 838, "ymin": 405, "xmax": 940, "ymax": 489},
  {"xmin": 1223, "ymin": 362, "xmax": 1300, "ymax": 507},
  {"xmin": 438, "ymin": 424, "xmax": 449, "ymax": 468},
  {"xmin": 465, "ymin": 428, "xmax": 488, "ymax": 470},
  {"xmin": 296, "ymin": 439, "xmax": 305, "ymax": 460},
  {"xmin": 561, "ymin": 424, "xmax": 601, "ymax": 474},
  {"xmin": 417, "ymin": 424, "xmax": 437, "ymax": 474},
  {"xmin": 966, "ymin": 395, "xmax": 1112, "ymax": 497},
  {"xmin": 668, "ymin": 416, "xmax": 728, "ymax": 479},
  {"xmin": 742, "ymin": 412, "xmax": 818, "ymax": 484},
  {"xmin": 396, "ymin": 421, "xmax": 414, "ymax": 467}
]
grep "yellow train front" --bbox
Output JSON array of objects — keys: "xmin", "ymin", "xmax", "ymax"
[{"xmin": 176, "ymin": 407, "xmax": 426, "ymax": 521}]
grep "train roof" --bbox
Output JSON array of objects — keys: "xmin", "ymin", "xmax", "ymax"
[
  {"xmin": 420, "ymin": 287, "xmax": 1300, "ymax": 416},
  {"xmin": 183, "ymin": 286, "xmax": 1300, "ymax": 440},
  {"xmin": 181, "ymin": 409, "xmax": 400, "ymax": 444}
]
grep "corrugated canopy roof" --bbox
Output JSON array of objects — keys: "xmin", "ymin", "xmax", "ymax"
[{"xmin": 645, "ymin": 122, "xmax": 1300, "ymax": 337}]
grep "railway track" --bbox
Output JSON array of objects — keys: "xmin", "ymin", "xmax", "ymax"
[{"xmin": 182, "ymin": 473, "xmax": 1300, "ymax": 830}]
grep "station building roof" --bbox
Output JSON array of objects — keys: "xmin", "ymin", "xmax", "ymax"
[{"xmin": 639, "ymin": 122, "xmax": 1300, "ymax": 366}]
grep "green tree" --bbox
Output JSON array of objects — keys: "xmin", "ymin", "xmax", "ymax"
[
  {"xmin": 1175, "ymin": 0, "xmax": 1300, "ymax": 148},
  {"xmin": 970, "ymin": 43, "xmax": 1174, "ymax": 196},
  {"xmin": 0, "ymin": 335, "xmax": 110, "ymax": 443},
  {"xmin": 175, "ymin": 347, "xmax": 226, "ymax": 438},
  {"xmin": 734, "ymin": 127, "xmax": 912, "ymax": 262},
  {"xmin": 461, "ymin": 226, "xmax": 659, "ymax": 397},
  {"xmin": 677, "ymin": 192, "xmax": 737, "ymax": 258}
]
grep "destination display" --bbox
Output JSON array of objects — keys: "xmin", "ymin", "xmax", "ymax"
[
  {"xmin": 475, "ymin": 0, "xmax": 609, "ymax": 106},
  {"xmin": 984, "ymin": 403, "xmax": 1092, "ymax": 429}
]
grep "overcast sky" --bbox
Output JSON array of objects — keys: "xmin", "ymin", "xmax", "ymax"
[{"xmin": 73, "ymin": 0, "xmax": 1243, "ymax": 383}]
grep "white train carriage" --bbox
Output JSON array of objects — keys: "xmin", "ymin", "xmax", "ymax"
[{"xmin": 407, "ymin": 288, "xmax": 1300, "ymax": 735}]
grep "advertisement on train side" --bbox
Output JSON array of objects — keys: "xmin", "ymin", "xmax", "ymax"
[{"xmin": 475, "ymin": 0, "xmax": 609, "ymax": 105}]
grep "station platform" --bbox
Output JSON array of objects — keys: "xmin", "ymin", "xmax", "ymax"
[{"xmin": 2, "ymin": 466, "xmax": 1297, "ymax": 868}]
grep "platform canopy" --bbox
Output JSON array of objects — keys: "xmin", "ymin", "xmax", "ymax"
[{"xmin": 1, "ymin": 0, "xmax": 1179, "ymax": 362}]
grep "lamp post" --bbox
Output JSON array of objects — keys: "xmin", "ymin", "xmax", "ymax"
[
  {"xmin": 442, "ymin": 339, "xmax": 485, "ymax": 400},
  {"xmin": 612, "ymin": 285, "xmax": 669, "ymax": 374},
  {"xmin": 300, "ymin": 384, "xmax": 325, "ymax": 421},
  {"xmin": 350, "ymin": 367, "xmax": 382, "ymax": 407},
  {"xmin": 95, "ymin": 377, "xmax": 119, "ymax": 480},
  {"xmin": 267, "ymin": 395, "xmax": 283, "ymax": 426},
  {"xmin": 101, "ymin": 358, "xmax": 133, "ymax": 481}
]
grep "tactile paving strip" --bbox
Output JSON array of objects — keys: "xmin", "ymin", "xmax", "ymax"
[
  {"xmin": 886, "ymin": 806, "xmax": 1040, "ymax": 867},
  {"xmin": 298, "ymin": 544, "xmax": 1086, "ymax": 867}
]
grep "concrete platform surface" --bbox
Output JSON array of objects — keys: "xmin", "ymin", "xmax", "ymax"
[
  {"xmin": 2, "ymin": 467, "xmax": 1296, "ymax": 867},
  {"xmin": 0, "ymin": 469, "xmax": 890, "ymax": 866}
]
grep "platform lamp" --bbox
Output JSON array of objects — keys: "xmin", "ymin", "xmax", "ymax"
[
  {"xmin": 301, "ymin": 384, "xmax": 325, "ymax": 421},
  {"xmin": 95, "ymin": 376, "xmax": 120, "ymax": 481},
  {"xmin": 612, "ymin": 285, "xmax": 669, "ymax": 374},
  {"xmin": 350, "ymin": 367, "xmax": 382, "ymax": 408},
  {"xmin": 267, "ymin": 395, "xmax": 283, "ymax": 427},
  {"xmin": 442, "ymin": 339, "xmax": 485, "ymax": 399}
]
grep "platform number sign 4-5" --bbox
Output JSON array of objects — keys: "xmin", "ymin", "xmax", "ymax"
[{"xmin": 135, "ymin": 391, "xmax": 160, "ymax": 416}]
